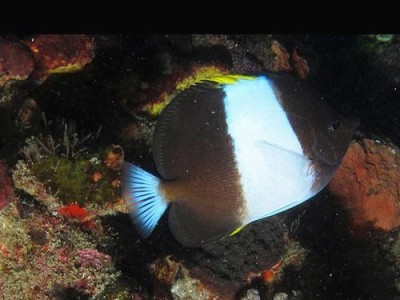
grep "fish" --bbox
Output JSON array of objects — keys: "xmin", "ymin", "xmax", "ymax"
[{"xmin": 123, "ymin": 73, "xmax": 358, "ymax": 247}]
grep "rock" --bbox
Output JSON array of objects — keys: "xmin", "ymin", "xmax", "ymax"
[
  {"xmin": 143, "ymin": 216, "xmax": 307, "ymax": 299},
  {"xmin": 270, "ymin": 40, "xmax": 291, "ymax": 72},
  {"xmin": 26, "ymin": 34, "xmax": 95, "ymax": 81},
  {"xmin": 376, "ymin": 42, "xmax": 400, "ymax": 86},
  {"xmin": 191, "ymin": 34, "xmax": 270, "ymax": 73},
  {"xmin": 329, "ymin": 139, "xmax": 400, "ymax": 235},
  {"xmin": 0, "ymin": 38, "xmax": 34, "ymax": 88},
  {"xmin": 182, "ymin": 217, "xmax": 288, "ymax": 296},
  {"xmin": 290, "ymin": 48, "xmax": 310, "ymax": 79},
  {"xmin": 170, "ymin": 265, "xmax": 220, "ymax": 300},
  {"xmin": 241, "ymin": 289, "xmax": 261, "ymax": 300},
  {"xmin": 0, "ymin": 35, "xmax": 94, "ymax": 89},
  {"xmin": 273, "ymin": 293, "xmax": 288, "ymax": 300},
  {"xmin": 358, "ymin": 35, "xmax": 400, "ymax": 87}
]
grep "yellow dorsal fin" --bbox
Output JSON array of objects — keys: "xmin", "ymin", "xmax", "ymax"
[
  {"xmin": 206, "ymin": 74, "xmax": 256, "ymax": 85},
  {"xmin": 140, "ymin": 65, "xmax": 257, "ymax": 116}
]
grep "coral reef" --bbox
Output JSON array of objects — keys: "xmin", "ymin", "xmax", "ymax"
[
  {"xmin": 329, "ymin": 139, "xmax": 400, "ymax": 234},
  {"xmin": 13, "ymin": 160, "xmax": 60, "ymax": 212},
  {"xmin": 0, "ymin": 35, "xmax": 94, "ymax": 90},
  {"xmin": 0, "ymin": 200, "xmax": 120, "ymax": 299},
  {"xmin": 191, "ymin": 35, "xmax": 310, "ymax": 79},
  {"xmin": 13, "ymin": 124, "xmax": 125, "ymax": 218},
  {"xmin": 26, "ymin": 34, "xmax": 95, "ymax": 81},
  {"xmin": 1, "ymin": 34, "xmax": 400, "ymax": 299},
  {"xmin": 133, "ymin": 36, "xmax": 312, "ymax": 119}
]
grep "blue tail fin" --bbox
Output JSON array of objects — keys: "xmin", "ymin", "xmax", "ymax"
[{"xmin": 123, "ymin": 162, "xmax": 168, "ymax": 238}]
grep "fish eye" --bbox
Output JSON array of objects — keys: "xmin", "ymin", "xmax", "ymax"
[{"xmin": 328, "ymin": 119, "xmax": 342, "ymax": 134}]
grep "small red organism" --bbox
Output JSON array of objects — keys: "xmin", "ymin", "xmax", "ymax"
[
  {"xmin": 58, "ymin": 204, "xmax": 96, "ymax": 230},
  {"xmin": 91, "ymin": 171, "xmax": 103, "ymax": 183},
  {"xmin": 58, "ymin": 204, "xmax": 87, "ymax": 221},
  {"xmin": 246, "ymin": 259, "xmax": 283, "ymax": 285},
  {"xmin": 261, "ymin": 260, "xmax": 282, "ymax": 284}
]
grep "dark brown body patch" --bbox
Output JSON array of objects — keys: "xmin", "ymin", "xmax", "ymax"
[{"xmin": 153, "ymin": 83, "xmax": 246, "ymax": 247}]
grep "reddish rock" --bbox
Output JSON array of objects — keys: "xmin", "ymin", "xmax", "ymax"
[
  {"xmin": 0, "ymin": 39, "xmax": 34, "ymax": 87},
  {"xmin": 329, "ymin": 139, "xmax": 400, "ymax": 235},
  {"xmin": 0, "ymin": 35, "xmax": 95, "ymax": 87},
  {"xmin": 0, "ymin": 160, "xmax": 13, "ymax": 210},
  {"xmin": 291, "ymin": 48, "xmax": 310, "ymax": 79},
  {"xmin": 270, "ymin": 40, "xmax": 291, "ymax": 73},
  {"xmin": 26, "ymin": 34, "xmax": 95, "ymax": 81}
]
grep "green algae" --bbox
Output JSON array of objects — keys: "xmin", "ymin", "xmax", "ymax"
[
  {"xmin": 359, "ymin": 34, "xmax": 398, "ymax": 56},
  {"xmin": 18, "ymin": 123, "xmax": 120, "ymax": 208},
  {"xmin": 375, "ymin": 34, "xmax": 394, "ymax": 43},
  {"xmin": 30, "ymin": 154, "xmax": 118, "ymax": 206}
]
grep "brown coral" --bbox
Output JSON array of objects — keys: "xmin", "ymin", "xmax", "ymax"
[{"xmin": 329, "ymin": 139, "xmax": 400, "ymax": 234}]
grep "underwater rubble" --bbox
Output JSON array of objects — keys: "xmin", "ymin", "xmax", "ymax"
[{"xmin": 0, "ymin": 34, "xmax": 400, "ymax": 299}]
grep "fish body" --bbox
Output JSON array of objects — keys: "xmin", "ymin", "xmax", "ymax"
[{"xmin": 123, "ymin": 74, "xmax": 358, "ymax": 247}]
